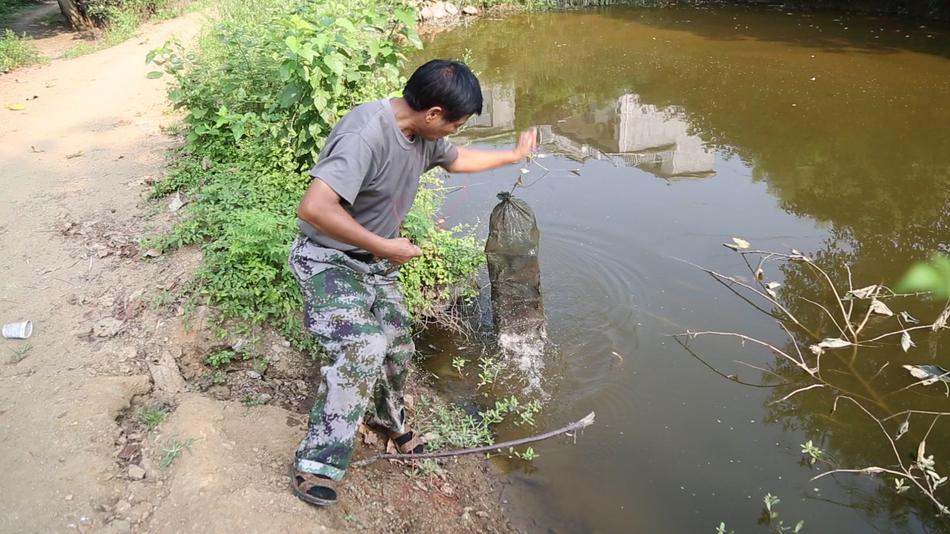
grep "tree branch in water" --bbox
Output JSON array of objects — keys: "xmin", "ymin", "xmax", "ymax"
[{"xmin": 351, "ymin": 412, "xmax": 596, "ymax": 467}]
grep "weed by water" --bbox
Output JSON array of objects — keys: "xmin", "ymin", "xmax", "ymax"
[{"xmin": 159, "ymin": 437, "xmax": 194, "ymax": 469}]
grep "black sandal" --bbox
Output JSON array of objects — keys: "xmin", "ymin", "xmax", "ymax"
[
  {"xmin": 392, "ymin": 430, "xmax": 425, "ymax": 454},
  {"xmin": 291, "ymin": 469, "xmax": 338, "ymax": 506}
]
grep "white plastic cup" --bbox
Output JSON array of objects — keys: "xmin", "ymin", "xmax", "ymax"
[{"xmin": 2, "ymin": 321, "xmax": 33, "ymax": 339}]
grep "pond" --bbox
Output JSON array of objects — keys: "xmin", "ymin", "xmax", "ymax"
[{"xmin": 409, "ymin": 6, "xmax": 950, "ymax": 532}]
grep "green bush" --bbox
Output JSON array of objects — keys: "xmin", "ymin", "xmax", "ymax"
[
  {"xmin": 148, "ymin": 0, "xmax": 484, "ymax": 350},
  {"xmin": 0, "ymin": 29, "xmax": 42, "ymax": 73}
]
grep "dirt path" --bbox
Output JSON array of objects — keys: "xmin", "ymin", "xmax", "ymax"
[{"xmin": 0, "ymin": 10, "xmax": 514, "ymax": 534}]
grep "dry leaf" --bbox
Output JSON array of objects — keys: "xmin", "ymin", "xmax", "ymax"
[
  {"xmin": 869, "ymin": 299, "xmax": 894, "ymax": 317},
  {"xmin": 817, "ymin": 338, "xmax": 851, "ymax": 349},
  {"xmin": 847, "ymin": 285, "xmax": 878, "ymax": 299},
  {"xmin": 901, "ymin": 330, "xmax": 915, "ymax": 352}
]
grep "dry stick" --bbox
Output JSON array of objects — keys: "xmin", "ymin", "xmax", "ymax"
[
  {"xmin": 800, "ymin": 297, "xmax": 847, "ymax": 340},
  {"xmin": 683, "ymin": 330, "xmax": 816, "ymax": 378},
  {"xmin": 771, "ymin": 383, "xmax": 826, "ymax": 404},
  {"xmin": 672, "ymin": 336, "xmax": 791, "ymax": 388},
  {"xmin": 801, "ymin": 261, "xmax": 858, "ymax": 341},
  {"xmin": 676, "ymin": 257, "xmax": 816, "ymax": 338},
  {"xmin": 351, "ymin": 412, "xmax": 596, "ymax": 467},
  {"xmin": 844, "ymin": 264, "xmax": 856, "ymax": 322},
  {"xmin": 882, "ymin": 409, "xmax": 950, "ymax": 422},
  {"xmin": 816, "ymin": 396, "xmax": 950, "ymax": 513}
]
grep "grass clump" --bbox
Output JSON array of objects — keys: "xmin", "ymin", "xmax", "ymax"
[
  {"xmin": 145, "ymin": 0, "xmax": 483, "ymax": 351},
  {"xmin": 0, "ymin": 29, "xmax": 43, "ymax": 73},
  {"xmin": 159, "ymin": 437, "xmax": 194, "ymax": 469},
  {"xmin": 138, "ymin": 404, "xmax": 168, "ymax": 430}
]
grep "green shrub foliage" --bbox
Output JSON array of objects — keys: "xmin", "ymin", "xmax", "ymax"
[{"xmin": 148, "ymin": 0, "xmax": 483, "ymax": 348}]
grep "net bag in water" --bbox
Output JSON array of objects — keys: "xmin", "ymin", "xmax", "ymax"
[{"xmin": 485, "ymin": 192, "xmax": 547, "ymax": 351}]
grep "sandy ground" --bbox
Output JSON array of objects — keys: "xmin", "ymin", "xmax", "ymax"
[{"xmin": 0, "ymin": 7, "xmax": 514, "ymax": 534}]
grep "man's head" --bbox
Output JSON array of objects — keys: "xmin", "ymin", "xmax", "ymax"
[{"xmin": 404, "ymin": 59, "xmax": 482, "ymax": 140}]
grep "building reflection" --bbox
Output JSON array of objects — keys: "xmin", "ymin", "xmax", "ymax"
[{"xmin": 466, "ymin": 87, "xmax": 716, "ymax": 179}]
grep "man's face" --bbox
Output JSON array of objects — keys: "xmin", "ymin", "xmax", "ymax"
[{"xmin": 422, "ymin": 108, "xmax": 470, "ymax": 140}]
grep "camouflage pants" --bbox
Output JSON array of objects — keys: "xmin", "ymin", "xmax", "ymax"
[{"xmin": 288, "ymin": 235, "xmax": 414, "ymax": 481}]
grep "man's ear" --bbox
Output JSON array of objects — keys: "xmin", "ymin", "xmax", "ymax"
[{"xmin": 425, "ymin": 106, "xmax": 444, "ymax": 123}]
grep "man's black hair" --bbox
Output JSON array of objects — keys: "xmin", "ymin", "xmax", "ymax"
[{"xmin": 403, "ymin": 59, "xmax": 483, "ymax": 122}]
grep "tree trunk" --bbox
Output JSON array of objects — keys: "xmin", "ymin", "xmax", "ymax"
[{"xmin": 56, "ymin": 0, "xmax": 95, "ymax": 30}]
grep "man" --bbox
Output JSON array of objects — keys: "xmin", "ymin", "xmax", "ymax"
[{"xmin": 288, "ymin": 59, "xmax": 537, "ymax": 506}]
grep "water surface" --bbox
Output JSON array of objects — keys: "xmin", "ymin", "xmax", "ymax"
[{"xmin": 410, "ymin": 7, "xmax": 950, "ymax": 532}]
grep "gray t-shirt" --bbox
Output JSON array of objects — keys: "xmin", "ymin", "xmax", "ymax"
[{"xmin": 297, "ymin": 98, "xmax": 459, "ymax": 253}]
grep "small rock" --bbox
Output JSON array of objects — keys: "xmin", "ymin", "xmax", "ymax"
[
  {"xmin": 475, "ymin": 511, "xmax": 489, "ymax": 518},
  {"xmin": 246, "ymin": 370, "xmax": 262, "ymax": 380},
  {"xmin": 115, "ymin": 500, "xmax": 132, "ymax": 514},
  {"xmin": 167, "ymin": 192, "xmax": 187, "ymax": 213},
  {"xmin": 142, "ymin": 249, "xmax": 161, "ymax": 259},
  {"xmin": 93, "ymin": 318, "xmax": 123, "ymax": 338},
  {"xmin": 281, "ymin": 340, "xmax": 291, "ymax": 348},
  {"xmin": 207, "ymin": 385, "xmax": 230, "ymax": 399},
  {"xmin": 440, "ymin": 483, "xmax": 454, "ymax": 496},
  {"xmin": 65, "ymin": 494, "xmax": 73, "ymax": 501},
  {"xmin": 462, "ymin": 5, "xmax": 478, "ymax": 15},
  {"xmin": 127, "ymin": 465, "xmax": 146, "ymax": 480},
  {"xmin": 444, "ymin": 2, "xmax": 459, "ymax": 15},
  {"xmin": 231, "ymin": 338, "xmax": 249, "ymax": 352},
  {"xmin": 72, "ymin": 326, "xmax": 93, "ymax": 338}
]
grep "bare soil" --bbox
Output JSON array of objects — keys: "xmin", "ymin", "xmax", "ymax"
[{"xmin": 0, "ymin": 7, "xmax": 515, "ymax": 533}]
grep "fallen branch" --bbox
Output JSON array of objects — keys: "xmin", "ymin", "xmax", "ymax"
[{"xmin": 351, "ymin": 411, "xmax": 596, "ymax": 467}]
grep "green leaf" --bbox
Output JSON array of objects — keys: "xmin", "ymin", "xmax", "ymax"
[
  {"xmin": 394, "ymin": 7, "xmax": 417, "ymax": 27},
  {"xmin": 284, "ymin": 35, "xmax": 301, "ymax": 55},
  {"xmin": 277, "ymin": 82, "xmax": 304, "ymax": 108},
  {"xmin": 323, "ymin": 53, "xmax": 345, "ymax": 76},
  {"xmin": 897, "ymin": 254, "xmax": 950, "ymax": 298},
  {"xmin": 335, "ymin": 18, "xmax": 356, "ymax": 32},
  {"xmin": 146, "ymin": 71, "xmax": 164, "ymax": 79}
]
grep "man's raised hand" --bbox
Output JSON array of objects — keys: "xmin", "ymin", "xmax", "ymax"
[{"xmin": 513, "ymin": 127, "xmax": 538, "ymax": 161}]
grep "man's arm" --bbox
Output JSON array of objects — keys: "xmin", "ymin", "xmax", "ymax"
[
  {"xmin": 445, "ymin": 128, "xmax": 537, "ymax": 173},
  {"xmin": 297, "ymin": 179, "xmax": 421, "ymax": 264}
]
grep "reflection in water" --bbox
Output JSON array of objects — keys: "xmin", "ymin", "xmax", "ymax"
[
  {"xmin": 471, "ymin": 85, "xmax": 716, "ymax": 178},
  {"xmin": 413, "ymin": 6, "xmax": 950, "ymax": 533}
]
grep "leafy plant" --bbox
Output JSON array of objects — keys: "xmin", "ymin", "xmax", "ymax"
[
  {"xmin": 451, "ymin": 356, "xmax": 467, "ymax": 377},
  {"xmin": 760, "ymin": 493, "xmax": 804, "ymax": 533},
  {"xmin": 800, "ymin": 440, "xmax": 824, "ymax": 466},
  {"xmin": 476, "ymin": 356, "xmax": 504, "ymax": 390},
  {"xmin": 205, "ymin": 349, "xmax": 236, "ymax": 368}
]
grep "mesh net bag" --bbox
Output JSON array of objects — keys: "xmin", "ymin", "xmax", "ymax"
[{"xmin": 485, "ymin": 192, "xmax": 546, "ymax": 345}]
